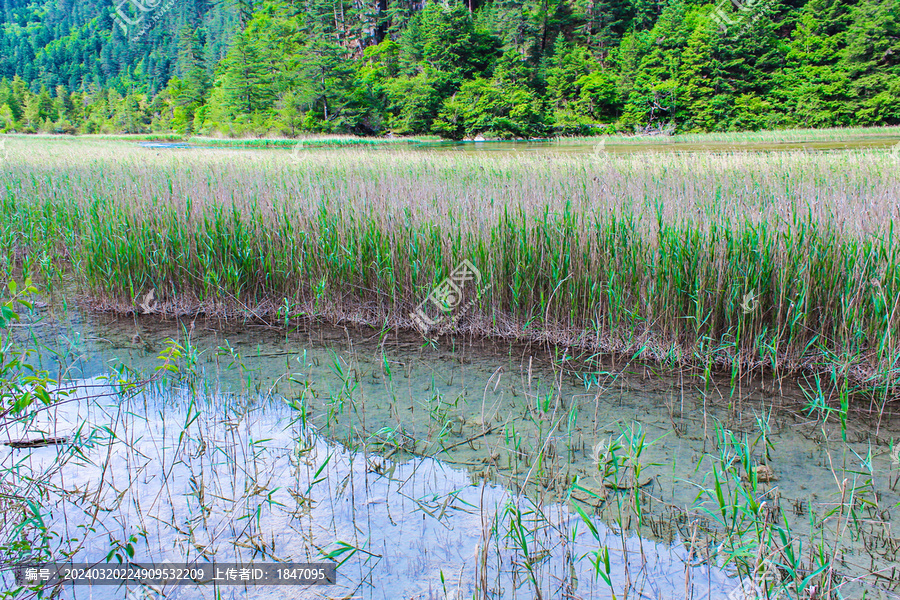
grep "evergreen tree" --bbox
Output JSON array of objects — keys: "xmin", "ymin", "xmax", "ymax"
[
  {"xmin": 0, "ymin": 0, "xmax": 898, "ymax": 137},
  {"xmin": 221, "ymin": 31, "xmax": 274, "ymax": 115}
]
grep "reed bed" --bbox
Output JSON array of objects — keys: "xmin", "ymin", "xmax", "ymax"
[{"xmin": 1, "ymin": 136, "xmax": 899, "ymax": 400}]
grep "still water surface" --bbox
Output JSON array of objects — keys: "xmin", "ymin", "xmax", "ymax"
[{"xmin": 3, "ymin": 308, "xmax": 899, "ymax": 599}]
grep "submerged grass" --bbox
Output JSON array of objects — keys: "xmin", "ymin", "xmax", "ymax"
[{"xmin": 1, "ymin": 136, "xmax": 899, "ymax": 401}]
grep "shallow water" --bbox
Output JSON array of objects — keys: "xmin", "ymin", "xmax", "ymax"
[
  {"xmin": 151, "ymin": 136, "xmax": 900, "ymax": 156},
  {"xmin": 3, "ymin": 308, "xmax": 900, "ymax": 599},
  {"xmin": 408, "ymin": 138, "xmax": 900, "ymax": 155}
]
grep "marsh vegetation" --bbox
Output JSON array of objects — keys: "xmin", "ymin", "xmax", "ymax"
[
  {"xmin": 2, "ymin": 136, "xmax": 899, "ymax": 398},
  {"xmin": 1, "ymin": 134, "xmax": 899, "ymax": 599}
]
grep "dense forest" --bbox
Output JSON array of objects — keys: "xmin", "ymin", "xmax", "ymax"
[{"xmin": 0, "ymin": 0, "xmax": 898, "ymax": 138}]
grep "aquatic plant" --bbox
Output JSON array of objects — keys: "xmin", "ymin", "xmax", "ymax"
[{"xmin": 1, "ymin": 136, "xmax": 898, "ymax": 406}]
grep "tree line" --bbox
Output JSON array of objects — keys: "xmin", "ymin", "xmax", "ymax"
[{"xmin": 0, "ymin": 0, "xmax": 898, "ymax": 138}]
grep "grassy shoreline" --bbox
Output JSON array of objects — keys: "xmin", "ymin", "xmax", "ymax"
[
  {"xmin": 1, "ymin": 136, "xmax": 898, "ymax": 401},
  {"xmin": 6, "ymin": 124, "xmax": 900, "ymax": 148}
]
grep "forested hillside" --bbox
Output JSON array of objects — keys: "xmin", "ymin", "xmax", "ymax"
[{"xmin": 0, "ymin": 0, "xmax": 898, "ymax": 137}]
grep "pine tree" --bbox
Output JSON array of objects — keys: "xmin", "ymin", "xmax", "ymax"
[
  {"xmin": 620, "ymin": 1, "xmax": 694, "ymax": 128},
  {"xmin": 221, "ymin": 31, "xmax": 274, "ymax": 115},
  {"xmin": 679, "ymin": 15, "xmax": 727, "ymax": 131}
]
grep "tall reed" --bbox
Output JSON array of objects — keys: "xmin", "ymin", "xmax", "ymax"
[{"xmin": 1, "ymin": 136, "xmax": 898, "ymax": 399}]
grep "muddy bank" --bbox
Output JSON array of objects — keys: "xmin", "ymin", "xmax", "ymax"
[{"xmin": 83, "ymin": 290, "xmax": 899, "ymax": 408}]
